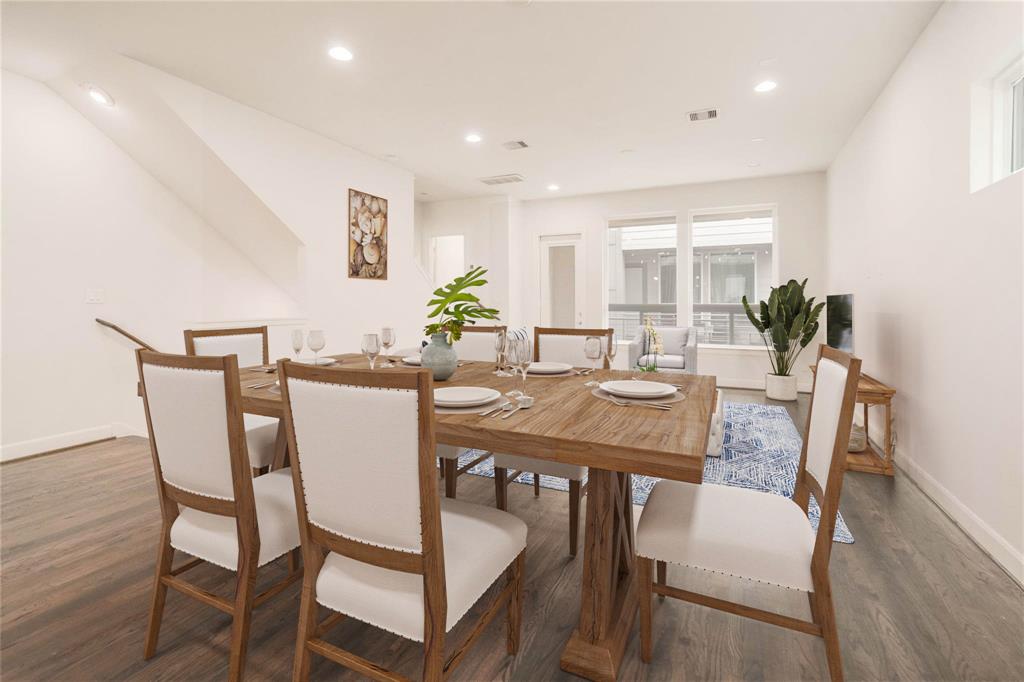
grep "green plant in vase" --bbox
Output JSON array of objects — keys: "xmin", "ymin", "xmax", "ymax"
[
  {"xmin": 741, "ymin": 278, "xmax": 824, "ymax": 400},
  {"xmin": 421, "ymin": 266, "xmax": 500, "ymax": 380},
  {"xmin": 639, "ymin": 315, "xmax": 661, "ymax": 372}
]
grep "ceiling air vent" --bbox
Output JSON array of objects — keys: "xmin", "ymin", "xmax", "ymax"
[
  {"xmin": 502, "ymin": 140, "xmax": 529, "ymax": 150},
  {"xmin": 688, "ymin": 108, "xmax": 718, "ymax": 122},
  {"xmin": 479, "ymin": 173, "xmax": 525, "ymax": 185}
]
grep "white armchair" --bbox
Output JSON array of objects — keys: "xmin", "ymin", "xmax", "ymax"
[{"xmin": 628, "ymin": 326, "xmax": 698, "ymax": 374}]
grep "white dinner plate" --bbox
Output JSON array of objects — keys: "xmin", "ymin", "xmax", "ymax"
[
  {"xmin": 434, "ymin": 386, "xmax": 501, "ymax": 408},
  {"xmin": 296, "ymin": 357, "xmax": 336, "ymax": 366},
  {"xmin": 599, "ymin": 380, "xmax": 676, "ymax": 400},
  {"xmin": 527, "ymin": 361, "xmax": 574, "ymax": 375},
  {"xmin": 402, "ymin": 355, "xmax": 422, "ymax": 366}
]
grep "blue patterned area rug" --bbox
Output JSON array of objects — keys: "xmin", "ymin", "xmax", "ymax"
[{"xmin": 456, "ymin": 401, "xmax": 854, "ymax": 544}]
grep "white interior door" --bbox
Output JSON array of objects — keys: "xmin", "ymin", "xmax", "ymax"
[{"xmin": 540, "ymin": 234, "xmax": 585, "ymax": 328}]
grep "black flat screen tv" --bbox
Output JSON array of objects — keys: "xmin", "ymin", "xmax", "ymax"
[{"xmin": 826, "ymin": 294, "xmax": 854, "ymax": 354}]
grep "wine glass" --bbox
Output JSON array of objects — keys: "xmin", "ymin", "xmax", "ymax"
[
  {"xmin": 291, "ymin": 329, "xmax": 305, "ymax": 362},
  {"xmin": 493, "ymin": 328, "xmax": 512, "ymax": 377},
  {"xmin": 380, "ymin": 327, "xmax": 396, "ymax": 368},
  {"xmin": 583, "ymin": 336, "xmax": 603, "ymax": 387},
  {"xmin": 603, "ymin": 331, "xmax": 618, "ymax": 372},
  {"xmin": 507, "ymin": 336, "xmax": 533, "ymax": 398},
  {"xmin": 362, "ymin": 333, "xmax": 381, "ymax": 370},
  {"xmin": 307, "ymin": 330, "xmax": 326, "ymax": 365}
]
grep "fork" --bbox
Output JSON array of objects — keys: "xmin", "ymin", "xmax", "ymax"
[
  {"xmin": 246, "ymin": 380, "xmax": 277, "ymax": 390},
  {"xmin": 608, "ymin": 396, "xmax": 672, "ymax": 411}
]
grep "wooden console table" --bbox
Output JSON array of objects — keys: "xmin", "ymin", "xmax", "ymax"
[{"xmin": 811, "ymin": 365, "xmax": 895, "ymax": 476}]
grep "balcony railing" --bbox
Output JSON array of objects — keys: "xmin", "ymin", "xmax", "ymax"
[{"xmin": 608, "ymin": 303, "xmax": 762, "ymax": 346}]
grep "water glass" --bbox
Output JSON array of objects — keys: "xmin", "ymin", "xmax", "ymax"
[
  {"xmin": 493, "ymin": 328, "xmax": 512, "ymax": 376},
  {"xmin": 308, "ymin": 330, "xmax": 326, "ymax": 365},
  {"xmin": 362, "ymin": 333, "xmax": 381, "ymax": 370},
  {"xmin": 603, "ymin": 331, "xmax": 618, "ymax": 369},
  {"xmin": 380, "ymin": 327, "xmax": 396, "ymax": 368},
  {"xmin": 507, "ymin": 336, "xmax": 533, "ymax": 397},
  {"xmin": 583, "ymin": 336, "xmax": 603, "ymax": 386}
]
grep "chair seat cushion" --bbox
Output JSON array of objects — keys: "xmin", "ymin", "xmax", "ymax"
[
  {"xmin": 436, "ymin": 444, "xmax": 470, "ymax": 461},
  {"xmin": 244, "ymin": 414, "xmax": 280, "ymax": 469},
  {"xmin": 315, "ymin": 497, "xmax": 527, "ymax": 642},
  {"xmin": 636, "ymin": 480, "xmax": 815, "ymax": 591},
  {"xmin": 637, "ymin": 353, "xmax": 686, "ymax": 369},
  {"xmin": 491, "ymin": 452, "xmax": 586, "ymax": 481},
  {"xmin": 170, "ymin": 469, "xmax": 300, "ymax": 570}
]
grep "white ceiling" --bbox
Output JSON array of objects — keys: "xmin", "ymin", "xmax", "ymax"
[{"xmin": 2, "ymin": 1, "xmax": 939, "ymax": 202}]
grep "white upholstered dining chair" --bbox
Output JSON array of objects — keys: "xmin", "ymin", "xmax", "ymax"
[
  {"xmin": 136, "ymin": 350, "xmax": 302, "ymax": 682},
  {"xmin": 278, "ymin": 360, "xmax": 527, "ymax": 682},
  {"xmin": 184, "ymin": 326, "xmax": 280, "ymax": 473},
  {"xmin": 436, "ymin": 324, "xmax": 506, "ymax": 498},
  {"xmin": 635, "ymin": 345, "xmax": 861, "ymax": 681},
  {"xmin": 492, "ymin": 326, "xmax": 613, "ymax": 557}
]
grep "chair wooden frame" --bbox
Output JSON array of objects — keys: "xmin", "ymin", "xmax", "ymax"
[
  {"xmin": 491, "ymin": 327, "xmax": 612, "ymax": 557},
  {"xmin": 438, "ymin": 325, "xmax": 506, "ymax": 498},
  {"xmin": 184, "ymin": 326, "xmax": 270, "ymax": 366},
  {"xmin": 637, "ymin": 345, "xmax": 861, "ymax": 681},
  {"xmin": 278, "ymin": 360, "xmax": 525, "ymax": 682},
  {"xmin": 136, "ymin": 350, "xmax": 302, "ymax": 682}
]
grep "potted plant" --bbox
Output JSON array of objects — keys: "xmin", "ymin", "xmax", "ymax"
[
  {"xmin": 741, "ymin": 278, "xmax": 824, "ymax": 401},
  {"xmin": 422, "ymin": 266, "xmax": 500, "ymax": 380}
]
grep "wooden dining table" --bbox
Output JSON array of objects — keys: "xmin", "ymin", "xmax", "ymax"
[{"xmin": 239, "ymin": 354, "xmax": 716, "ymax": 682}]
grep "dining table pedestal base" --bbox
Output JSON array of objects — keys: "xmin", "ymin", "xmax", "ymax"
[{"xmin": 560, "ymin": 469, "xmax": 637, "ymax": 682}]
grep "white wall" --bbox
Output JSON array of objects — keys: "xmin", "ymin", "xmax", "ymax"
[
  {"xmin": 416, "ymin": 197, "xmax": 516, "ymax": 327},
  {"xmin": 1, "ymin": 68, "xmax": 427, "ymax": 458},
  {"xmin": 825, "ymin": 1, "xmax": 1023, "ymax": 582},
  {"xmin": 519, "ymin": 172, "xmax": 828, "ymax": 388}
]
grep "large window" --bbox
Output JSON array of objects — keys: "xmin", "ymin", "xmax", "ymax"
[
  {"xmin": 607, "ymin": 218, "xmax": 677, "ymax": 339},
  {"xmin": 691, "ymin": 208, "xmax": 774, "ymax": 346}
]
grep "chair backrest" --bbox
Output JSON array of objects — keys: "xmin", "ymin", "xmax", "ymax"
[
  {"xmin": 136, "ymin": 350, "xmax": 254, "ymax": 518},
  {"xmin": 456, "ymin": 325, "xmax": 506, "ymax": 363},
  {"xmin": 184, "ymin": 326, "xmax": 268, "ymax": 368},
  {"xmin": 280, "ymin": 362, "xmax": 443, "ymax": 572},
  {"xmin": 534, "ymin": 327, "xmax": 613, "ymax": 368},
  {"xmin": 797, "ymin": 345, "xmax": 861, "ymax": 568}
]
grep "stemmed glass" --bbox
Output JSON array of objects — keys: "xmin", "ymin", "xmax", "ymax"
[
  {"xmin": 494, "ymin": 328, "xmax": 512, "ymax": 376},
  {"xmin": 362, "ymin": 333, "xmax": 381, "ymax": 370},
  {"xmin": 583, "ymin": 336, "xmax": 603, "ymax": 387},
  {"xmin": 507, "ymin": 336, "xmax": 533, "ymax": 398},
  {"xmin": 380, "ymin": 327, "xmax": 396, "ymax": 368},
  {"xmin": 308, "ymin": 330, "xmax": 326, "ymax": 365},
  {"xmin": 603, "ymin": 331, "xmax": 618, "ymax": 372},
  {"xmin": 291, "ymin": 329, "xmax": 304, "ymax": 362}
]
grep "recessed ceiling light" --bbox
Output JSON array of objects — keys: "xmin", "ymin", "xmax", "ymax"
[
  {"xmin": 84, "ymin": 84, "xmax": 114, "ymax": 108},
  {"xmin": 328, "ymin": 45, "xmax": 354, "ymax": 62},
  {"xmin": 747, "ymin": 162, "xmax": 761, "ymax": 167},
  {"xmin": 751, "ymin": 137, "xmax": 766, "ymax": 143},
  {"xmin": 754, "ymin": 80, "xmax": 777, "ymax": 93},
  {"xmin": 465, "ymin": 132, "xmax": 482, "ymax": 143},
  {"xmin": 547, "ymin": 184, "xmax": 560, "ymax": 191}
]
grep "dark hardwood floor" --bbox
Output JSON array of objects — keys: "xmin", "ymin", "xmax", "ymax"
[{"xmin": 2, "ymin": 389, "xmax": 1022, "ymax": 681}]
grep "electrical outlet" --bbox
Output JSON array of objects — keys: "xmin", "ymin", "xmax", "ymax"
[{"xmin": 85, "ymin": 288, "xmax": 105, "ymax": 304}]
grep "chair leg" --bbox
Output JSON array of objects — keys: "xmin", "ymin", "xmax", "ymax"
[
  {"xmin": 506, "ymin": 551, "xmax": 525, "ymax": 655},
  {"xmin": 287, "ymin": 547, "xmax": 301, "ymax": 574},
  {"xmin": 812, "ymin": 584, "xmax": 845, "ymax": 682},
  {"xmin": 656, "ymin": 560, "xmax": 667, "ymax": 600},
  {"xmin": 637, "ymin": 556, "xmax": 654, "ymax": 663},
  {"xmin": 293, "ymin": 550, "xmax": 324, "ymax": 682},
  {"xmin": 143, "ymin": 528, "xmax": 175, "ymax": 659},
  {"xmin": 423, "ymin": 627, "xmax": 445, "ymax": 682},
  {"xmin": 443, "ymin": 458, "xmax": 457, "ymax": 498},
  {"xmin": 568, "ymin": 479, "xmax": 581, "ymax": 558},
  {"xmin": 228, "ymin": 552, "xmax": 259, "ymax": 682},
  {"xmin": 533, "ymin": 473, "xmax": 540, "ymax": 496},
  {"xmin": 439, "ymin": 457, "xmax": 445, "ymax": 478},
  {"xmin": 495, "ymin": 466, "xmax": 509, "ymax": 511}
]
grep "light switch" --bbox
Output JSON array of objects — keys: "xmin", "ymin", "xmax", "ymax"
[{"xmin": 85, "ymin": 288, "xmax": 106, "ymax": 304}]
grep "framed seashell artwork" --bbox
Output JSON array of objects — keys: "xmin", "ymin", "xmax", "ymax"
[{"xmin": 348, "ymin": 188, "xmax": 388, "ymax": 280}]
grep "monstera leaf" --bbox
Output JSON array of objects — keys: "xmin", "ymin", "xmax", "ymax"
[{"xmin": 424, "ymin": 266, "xmax": 500, "ymax": 342}]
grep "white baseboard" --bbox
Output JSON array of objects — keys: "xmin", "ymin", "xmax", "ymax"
[
  {"xmin": 896, "ymin": 450, "xmax": 1024, "ymax": 587},
  {"xmin": 716, "ymin": 377, "xmax": 813, "ymax": 392},
  {"xmin": 112, "ymin": 422, "xmax": 148, "ymax": 438},
  {"xmin": 0, "ymin": 425, "xmax": 115, "ymax": 462}
]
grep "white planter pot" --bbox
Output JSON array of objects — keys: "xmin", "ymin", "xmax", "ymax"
[{"xmin": 765, "ymin": 373, "xmax": 798, "ymax": 401}]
